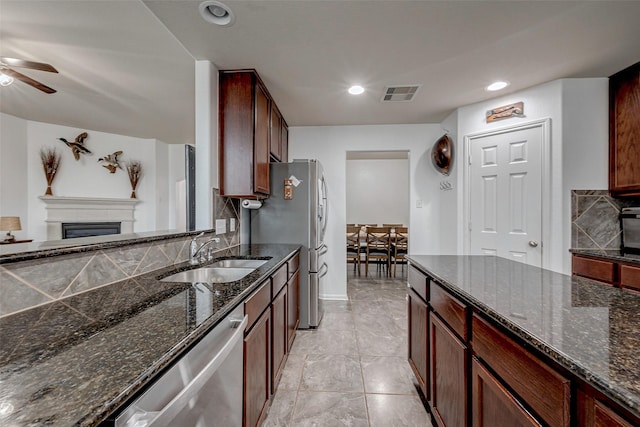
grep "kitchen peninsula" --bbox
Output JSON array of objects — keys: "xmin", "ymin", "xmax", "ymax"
[
  {"xmin": 407, "ymin": 255, "xmax": 640, "ymax": 426},
  {"xmin": 0, "ymin": 242, "xmax": 300, "ymax": 426}
]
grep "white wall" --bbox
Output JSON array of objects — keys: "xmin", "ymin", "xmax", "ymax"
[
  {"xmin": 0, "ymin": 113, "xmax": 28, "ymax": 240},
  {"xmin": 346, "ymin": 158, "xmax": 409, "ymax": 226},
  {"xmin": 289, "ymin": 124, "xmax": 443, "ymax": 300},
  {"xmin": 449, "ymin": 78, "xmax": 608, "ymax": 273},
  {"xmin": 0, "ymin": 112, "xmax": 185, "ymax": 241},
  {"xmin": 195, "ymin": 60, "xmax": 219, "ymax": 229}
]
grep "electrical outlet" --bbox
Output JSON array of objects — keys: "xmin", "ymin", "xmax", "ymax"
[
  {"xmin": 230, "ymin": 218, "xmax": 236, "ymax": 232},
  {"xmin": 215, "ymin": 219, "xmax": 227, "ymax": 235}
]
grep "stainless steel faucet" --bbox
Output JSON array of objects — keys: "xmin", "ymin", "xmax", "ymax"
[{"xmin": 189, "ymin": 232, "xmax": 221, "ymax": 264}]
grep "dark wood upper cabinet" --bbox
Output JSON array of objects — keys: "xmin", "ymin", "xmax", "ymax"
[
  {"xmin": 270, "ymin": 104, "xmax": 283, "ymax": 161},
  {"xmin": 219, "ymin": 69, "xmax": 270, "ymax": 197},
  {"xmin": 609, "ymin": 61, "xmax": 640, "ymax": 197},
  {"xmin": 281, "ymin": 122, "xmax": 289, "ymax": 163}
]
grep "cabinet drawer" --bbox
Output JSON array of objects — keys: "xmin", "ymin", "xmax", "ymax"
[
  {"xmin": 245, "ymin": 280, "xmax": 271, "ymax": 330},
  {"xmin": 408, "ymin": 265, "xmax": 429, "ymax": 302},
  {"xmin": 620, "ymin": 264, "xmax": 640, "ymax": 291},
  {"xmin": 430, "ymin": 282, "xmax": 468, "ymax": 340},
  {"xmin": 472, "ymin": 314, "xmax": 570, "ymax": 427},
  {"xmin": 271, "ymin": 264, "xmax": 288, "ymax": 296},
  {"xmin": 572, "ymin": 256, "xmax": 615, "ymax": 283},
  {"xmin": 287, "ymin": 253, "xmax": 299, "ymax": 278}
]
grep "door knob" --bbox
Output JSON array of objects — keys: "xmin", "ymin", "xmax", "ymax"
[{"xmin": 529, "ymin": 241, "xmax": 539, "ymax": 247}]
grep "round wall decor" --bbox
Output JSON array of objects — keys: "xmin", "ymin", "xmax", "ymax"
[{"xmin": 431, "ymin": 134, "xmax": 453, "ymax": 175}]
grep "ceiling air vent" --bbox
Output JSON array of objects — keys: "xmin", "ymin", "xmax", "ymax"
[{"xmin": 381, "ymin": 85, "xmax": 421, "ymax": 102}]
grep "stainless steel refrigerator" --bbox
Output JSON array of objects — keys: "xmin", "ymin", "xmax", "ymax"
[{"xmin": 250, "ymin": 159, "xmax": 328, "ymax": 328}]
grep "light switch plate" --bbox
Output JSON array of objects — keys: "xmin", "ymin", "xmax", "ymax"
[
  {"xmin": 416, "ymin": 199, "xmax": 423, "ymax": 208},
  {"xmin": 230, "ymin": 218, "xmax": 236, "ymax": 232},
  {"xmin": 216, "ymin": 219, "xmax": 227, "ymax": 235}
]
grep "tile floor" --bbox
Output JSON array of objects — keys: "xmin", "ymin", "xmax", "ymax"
[{"xmin": 263, "ymin": 267, "xmax": 432, "ymax": 427}]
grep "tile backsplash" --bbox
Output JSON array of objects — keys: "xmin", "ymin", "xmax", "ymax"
[
  {"xmin": 571, "ymin": 190, "xmax": 640, "ymax": 250},
  {"xmin": 0, "ymin": 190, "xmax": 241, "ymax": 317}
]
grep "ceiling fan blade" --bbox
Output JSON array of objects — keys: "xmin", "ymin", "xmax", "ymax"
[
  {"xmin": 3, "ymin": 68, "xmax": 56, "ymax": 94},
  {"xmin": 0, "ymin": 57, "xmax": 58, "ymax": 73}
]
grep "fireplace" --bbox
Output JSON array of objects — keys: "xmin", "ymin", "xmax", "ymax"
[
  {"xmin": 40, "ymin": 196, "xmax": 138, "ymax": 240},
  {"xmin": 62, "ymin": 222, "xmax": 121, "ymax": 239}
]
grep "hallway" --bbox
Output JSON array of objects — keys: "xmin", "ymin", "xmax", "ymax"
[{"xmin": 263, "ymin": 269, "xmax": 431, "ymax": 426}]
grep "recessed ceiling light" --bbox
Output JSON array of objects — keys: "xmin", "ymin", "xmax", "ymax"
[
  {"xmin": 486, "ymin": 81, "xmax": 509, "ymax": 91},
  {"xmin": 348, "ymin": 85, "xmax": 365, "ymax": 95},
  {"xmin": 199, "ymin": 1, "xmax": 235, "ymax": 26}
]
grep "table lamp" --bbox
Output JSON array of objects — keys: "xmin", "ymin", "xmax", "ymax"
[{"xmin": 1, "ymin": 216, "xmax": 22, "ymax": 242}]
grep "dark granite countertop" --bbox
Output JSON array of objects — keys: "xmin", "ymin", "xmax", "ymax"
[
  {"xmin": 570, "ymin": 248, "xmax": 640, "ymax": 266},
  {"xmin": 0, "ymin": 244, "xmax": 300, "ymax": 427},
  {"xmin": 0, "ymin": 229, "xmax": 214, "ymax": 264},
  {"xmin": 406, "ymin": 255, "xmax": 640, "ymax": 419}
]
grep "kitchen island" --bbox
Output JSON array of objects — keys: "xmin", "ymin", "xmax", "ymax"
[
  {"xmin": 406, "ymin": 255, "xmax": 640, "ymax": 426},
  {"xmin": 0, "ymin": 244, "xmax": 300, "ymax": 426}
]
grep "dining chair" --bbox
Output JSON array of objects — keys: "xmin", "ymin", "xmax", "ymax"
[
  {"xmin": 346, "ymin": 225, "xmax": 362, "ymax": 275},
  {"xmin": 382, "ymin": 223, "xmax": 403, "ymax": 228},
  {"xmin": 391, "ymin": 226, "xmax": 408, "ymax": 277},
  {"xmin": 365, "ymin": 226, "xmax": 391, "ymax": 276}
]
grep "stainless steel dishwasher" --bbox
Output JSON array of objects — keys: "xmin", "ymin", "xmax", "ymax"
[{"xmin": 115, "ymin": 304, "xmax": 247, "ymax": 427}]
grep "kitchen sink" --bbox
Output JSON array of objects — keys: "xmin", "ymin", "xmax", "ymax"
[
  {"xmin": 208, "ymin": 259, "xmax": 268, "ymax": 269},
  {"xmin": 161, "ymin": 267, "xmax": 254, "ymax": 283}
]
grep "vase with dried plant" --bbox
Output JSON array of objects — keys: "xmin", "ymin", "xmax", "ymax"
[
  {"xmin": 40, "ymin": 147, "xmax": 61, "ymax": 196},
  {"xmin": 126, "ymin": 160, "xmax": 142, "ymax": 199}
]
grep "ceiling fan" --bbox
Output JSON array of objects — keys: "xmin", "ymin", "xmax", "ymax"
[{"xmin": 0, "ymin": 57, "xmax": 58, "ymax": 94}]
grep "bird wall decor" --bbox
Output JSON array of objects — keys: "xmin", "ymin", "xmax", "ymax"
[
  {"xmin": 98, "ymin": 151, "xmax": 123, "ymax": 173},
  {"xmin": 59, "ymin": 132, "xmax": 91, "ymax": 160}
]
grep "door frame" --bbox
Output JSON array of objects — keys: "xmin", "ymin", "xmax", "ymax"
[{"xmin": 462, "ymin": 118, "xmax": 552, "ymax": 267}]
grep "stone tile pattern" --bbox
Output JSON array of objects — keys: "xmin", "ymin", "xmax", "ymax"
[
  {"xmin": 0, "ymin": 190, "xmax": 241, "ymax": 317},
  {"xmin": 264, "ymin": 269, "xmax": 432, "ymax": 427},
  {"xmin": 571, "ymin": 190, "xmax": 640, "ymax": 250}
]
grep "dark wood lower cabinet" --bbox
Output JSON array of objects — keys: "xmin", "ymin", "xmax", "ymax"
[
  {"xmin": 244, "ymin": 308, "xmax": 271, "ymax": 427},
  {"xmin": 408, "ymin": 288, "xmax": 428, "ymax": 398},
  {"xmin": 472, "ymin": 357, "xmax": 541, "ymax": 427},
  {"xmin": 430, "ymin": 312, "xmax": 468, "ymax": 427},
  {"xmin": 287, "ymin": 270, "xmax": 299, "ymax": 350},
  {"xmin": 408, "ymin": 264, "xmax": 640, "ymax": 427},
  {"xmin": 271, "ymin": 286, "xmax": 288, "ymax": 393}
]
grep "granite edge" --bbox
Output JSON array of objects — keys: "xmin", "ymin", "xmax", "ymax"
[{"xmin": 0, "ymin": 229, "xmax": 215, "ymax": 264}]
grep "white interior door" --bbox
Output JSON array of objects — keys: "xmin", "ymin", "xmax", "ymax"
[{"xmin": 468, "ymin": 124, "xmax": 544, "ymax": 266}]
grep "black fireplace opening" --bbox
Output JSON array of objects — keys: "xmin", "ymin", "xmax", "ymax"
[{"xmin": 62, "ymin": 222, "xmax": 121, "ymax": 239}]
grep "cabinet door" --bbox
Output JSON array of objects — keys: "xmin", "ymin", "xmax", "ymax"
[
  {"xmin": 594, "ymin": 401, "xmax": 634, "ymax": 427},
  {"xmin": 254, "ymin": 82, "xmax": 270, "ymax": 195},
  {"xmin": 281, "ymin": 122, "xmax": 288, "ymax": 163},
  {"xmin": 609, "ymin": 61, "xmax": 640, "ymax": 196},
  {"xmin": 271, "ymin": 286, "xmax": 288, "ymax": 393},
  {"xmin": 244, "ymin": 309, "xmax": 271, "ymax": 427},
  {"xmin": 219, "ymin": 71, "xmax": 255, "ymax": 197},
  {"xmin": 472, "ymin": 357, "xmax": 541, "ymax": 427},
  {"xmin": 287, "ymin": 270, "xmax": 299, "ymax": 350},
  {"xmin": 431, "ymin": 312, "xmax": 468, "ymax": 427},
  {"xmin": 270, "ymin": 105, "xmax": 282, "ymax": 161},
  {"xmin": 408, "ymin": 288, "xmax": 428, "ymax": 399}
]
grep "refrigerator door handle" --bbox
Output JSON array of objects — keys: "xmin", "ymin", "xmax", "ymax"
[{"xmin": 318, "ymin": 262, "xmax": 329, "ymax": 278}]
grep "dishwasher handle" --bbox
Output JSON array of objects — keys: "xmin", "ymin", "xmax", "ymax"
[{"xmin": 128, "ymin": 315, "xmax": 248, "ymax": 427}]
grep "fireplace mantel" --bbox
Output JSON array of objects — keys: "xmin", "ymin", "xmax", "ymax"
[{"xmin": 39, "ymin": 196, "xmax": 139, "ymax": 240}]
